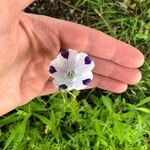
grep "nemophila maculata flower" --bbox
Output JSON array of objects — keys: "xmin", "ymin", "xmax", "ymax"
[{"xmin": 49, "ymin": 49, "xmax": 95, "ymax": 91}]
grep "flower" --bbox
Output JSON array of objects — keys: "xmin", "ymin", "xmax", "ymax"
[{"xmin": 49, "ymin": 49, "xmax": 95, "ymax": 90}]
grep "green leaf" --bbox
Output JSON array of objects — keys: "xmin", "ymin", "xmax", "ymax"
[
  {"xmin": 94, "ymin": 120, "xmax": 102, "ymax": 137},
  {"xmin": 101, "ymin": 96, "xmax": 114, "ymax": 113},
  {"xmin": 3, "ymin": 129, "xmax": 16, "ymax": 150},
  {"xmin": 136, "ymin": 107, "xmax": 150, "ymax": 113},
  {"xmin": 90, "ymin": 94, "xmax": 100, "ymax": 105},
  {"xmin": 12, "ymin": 114, "xmax": 30, "ymax": 150},
  {"xmin": 127, "ymin": 103, "xmax": 137, "ymax": 109},
  {"xmin": 0, "ymin": 113, "xmax": 19, "ymax": 128},
  {"xmin": 4, "ymin": 114, "xmax": 30, "ymax": 150},
  {"xmin": 136, "ymin": 97, "xmax": 150, "ymax": 107},
  {"xmin": 70, "ymin": 99, "xmax": 79, "ymax": 120},
  {"xmin": 33, "ymin": 113, "xmax": 52, "ymax": 128}
]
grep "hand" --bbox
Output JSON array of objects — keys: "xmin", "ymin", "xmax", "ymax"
[{"xmin": 0, "ymin": 0, "xmax": 144, "ymax": 116}]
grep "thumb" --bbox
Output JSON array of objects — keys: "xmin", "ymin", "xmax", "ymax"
[
  {"xmin": 0, "ymin": 0, "xmax": 35, "ymax": 12},
  {"xmin": 14, "ymin": 0, "xmax": 35, "ymax": 12},
  {"xmin": 0, "ymin": 0, "xmax": 35, "ymax": 31}
]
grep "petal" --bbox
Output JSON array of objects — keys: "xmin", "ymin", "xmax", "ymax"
[
  {"xmin": 71, "ymin": 83, "xmax": 86, "ymax": 90},
  {"xmin": 50, "ymin": 50, "xmax": 72, "ymax": 71},
  {"xmin": 82, "ymin": 79, "xmax": 92, "ymax": 85},
  {"xmin": 74, "ymin": 52, "xmax": 87, "ymax": 69},
  {"xmin": 52, "ymin": 49, "xmax": 78, "ymax": 71},
  {"xmin": 61, "ymin": 49, "xmax": 69, "ymax": 59},
  {"xmin": 59, "ymin": 84, "xmax": 68, "ymax": 90},
  {"xmin": 59, "ymin": 49, "xmax": 78, "ymax": 69},
  {"xmin": 71, "ymin": 79, "xmax": 87, "ymax": 90},
  {"xmin": 76, "ymin": 61, "xmax": 95, "ymax": 75},
  {"xmin": 84, "ymin": 56, "xmax": 92, "ymax": 64},
  {"xmin": 50, "ymin": 57, "xmax": 68, "ymax": 72},
  {"xmin": 49, "ymin": 65, "xmax": 57, "ymax": 74},
  {"xmin": 50, "ymin": 70, "xmax": 66, "ymax": 81},
  {"xmin": 67, "ymin": 49, "xmax": 78, "ymax": 69},
  {"xmin": 74, "ymin": 53, "xmax": 95, "ymax": 75},
  {"xmin": 79, "ymin": 71, "xmax": 93, "ymax": 81},
  {"xmin": 53, "ymin": 78, "xmax": 74, "ymax": 91},
  {"xmin": 71, "ymin": 71, "xmax": 93, "ymax": 90}
]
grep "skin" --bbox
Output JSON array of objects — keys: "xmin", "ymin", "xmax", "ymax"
[{"xmin": 0, "ymin": 0, "xmax": 144, "ymax": 116}]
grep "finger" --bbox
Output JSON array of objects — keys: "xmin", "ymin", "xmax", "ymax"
[
  {"xmin": 58, "ymin": 20, "xmax": 144, "ymax": 68},
  {"xmin": 0, "ymin": 0, "xmax": 35, "ymax": 31},
  {"xmin": 16, "ymin": 0, "xmax": 35, "ymax": 11},
  {"xmin": 89, "ymin": 73, "xmax": 128, "ymax": 93},
  {"xmin": 92, "ymin": 56, "xmax": 142, "ymax": 85},
  {"xmin": 0, "ymin": 0, "xmax": 35, "ymax": 11}
]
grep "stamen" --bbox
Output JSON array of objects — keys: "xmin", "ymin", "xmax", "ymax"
[{"xmin": 67, "ymin": 70, "xmax": 76, "ymax": 79}]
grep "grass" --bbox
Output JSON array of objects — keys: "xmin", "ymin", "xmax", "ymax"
[{"xmin": 1, "ymin": 0, "xmax": 150, "ymax": 149}]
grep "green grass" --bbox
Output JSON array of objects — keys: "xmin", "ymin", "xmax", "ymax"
[{"xmin": 1, "ymin": 0, "xmax": 150, "ymax": 149}]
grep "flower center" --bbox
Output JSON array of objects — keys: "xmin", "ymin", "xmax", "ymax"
[{"xmin": 67, "ymin": 70, "xmax": 76, "ymax": 79}]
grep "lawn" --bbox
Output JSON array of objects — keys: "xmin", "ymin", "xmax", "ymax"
[{"xmin": 0, "ymin": 0, "xmax": 150, "ymax": 149}]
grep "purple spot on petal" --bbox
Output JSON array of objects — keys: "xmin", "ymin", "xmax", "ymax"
[
  {"xmin": 82, "ymin": 79, "xmax": 91, "ymax": 85},
  {"xmin": 49, "ymin": 66, "xmax": 57, "ymax": 74},
  {"xmin": 85, "ymin": 56, "xmax": 92, "ymax": 64},
  {"xmin": 59, "ymin": 84, "xmax": 68, "ymax": 89},
  {"xmin": 61, "ymin": 50, "xmax": 69, "ymax": 59}
]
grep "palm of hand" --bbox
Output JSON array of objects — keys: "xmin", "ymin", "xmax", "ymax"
[{"xmin": 0, "ymin": 13, "xmax": 60, "ymax": 106}]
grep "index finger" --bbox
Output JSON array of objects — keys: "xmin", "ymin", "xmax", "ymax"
[{"xmin": 58, "ymin": 20, "xmax": 144, "ymax": 68}]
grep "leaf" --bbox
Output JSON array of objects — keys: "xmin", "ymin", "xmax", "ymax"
[
  {"xmin": 116, "ymin": 2, "xmax": 128, "ymax": 9},
  {"xmin": 127, "ymin": 103, "xmax": 137, "ymax": 109},
  {"xmin": 94, "ymin": 120, "xmax": 102, "ymax": 137},
  {"xmin": 70, "ymin": 99, "xmax": 79, "ymax": 120},
  {"xmin": 136, "ymin": 97, "xmax": 150, "ymax": 107},
  {"xmin": 101, "ymin": 96, "xmax": 114, "ymax": 113},
  {"xmin": 136, "ymin": 107, "xmax": 150, "ymax": 113},
  {"xmin": 3, "ymin": 129, "xmax": 16, "ymax": 150},
  {"xmin": 12, "ymin": 114, "xmax": 30, "ymax": 150},
  {"xmin": 50, "ymin": 110, "xmax": 61, "ymax": 142},
  {"xmin": 33, "ymin": 113, "xmax": 51, "ymax": 128},
  {"xmin": 90, "ymin": 94, "xmax": 100, "ymax": 105},
  {"xmin": 114, "ymin": 121, "xmax": 124, "ymax": 143},
  {"xmin": 0, "ymin": 113, "xmax": 19, "ymax": 128},
  {"xmin": 4, "ymin": 114, "xmax": 30, "ymax": 150}
]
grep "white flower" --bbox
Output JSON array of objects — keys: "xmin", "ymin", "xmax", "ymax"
[{"xmin": 49, "ymin": 49, "xmax": 95, "ymax": 90}]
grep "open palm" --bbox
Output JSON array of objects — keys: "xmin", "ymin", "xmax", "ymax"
[{"xmin": 0, "ymin": 1, "xmax": 144, "ymax": 115}]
